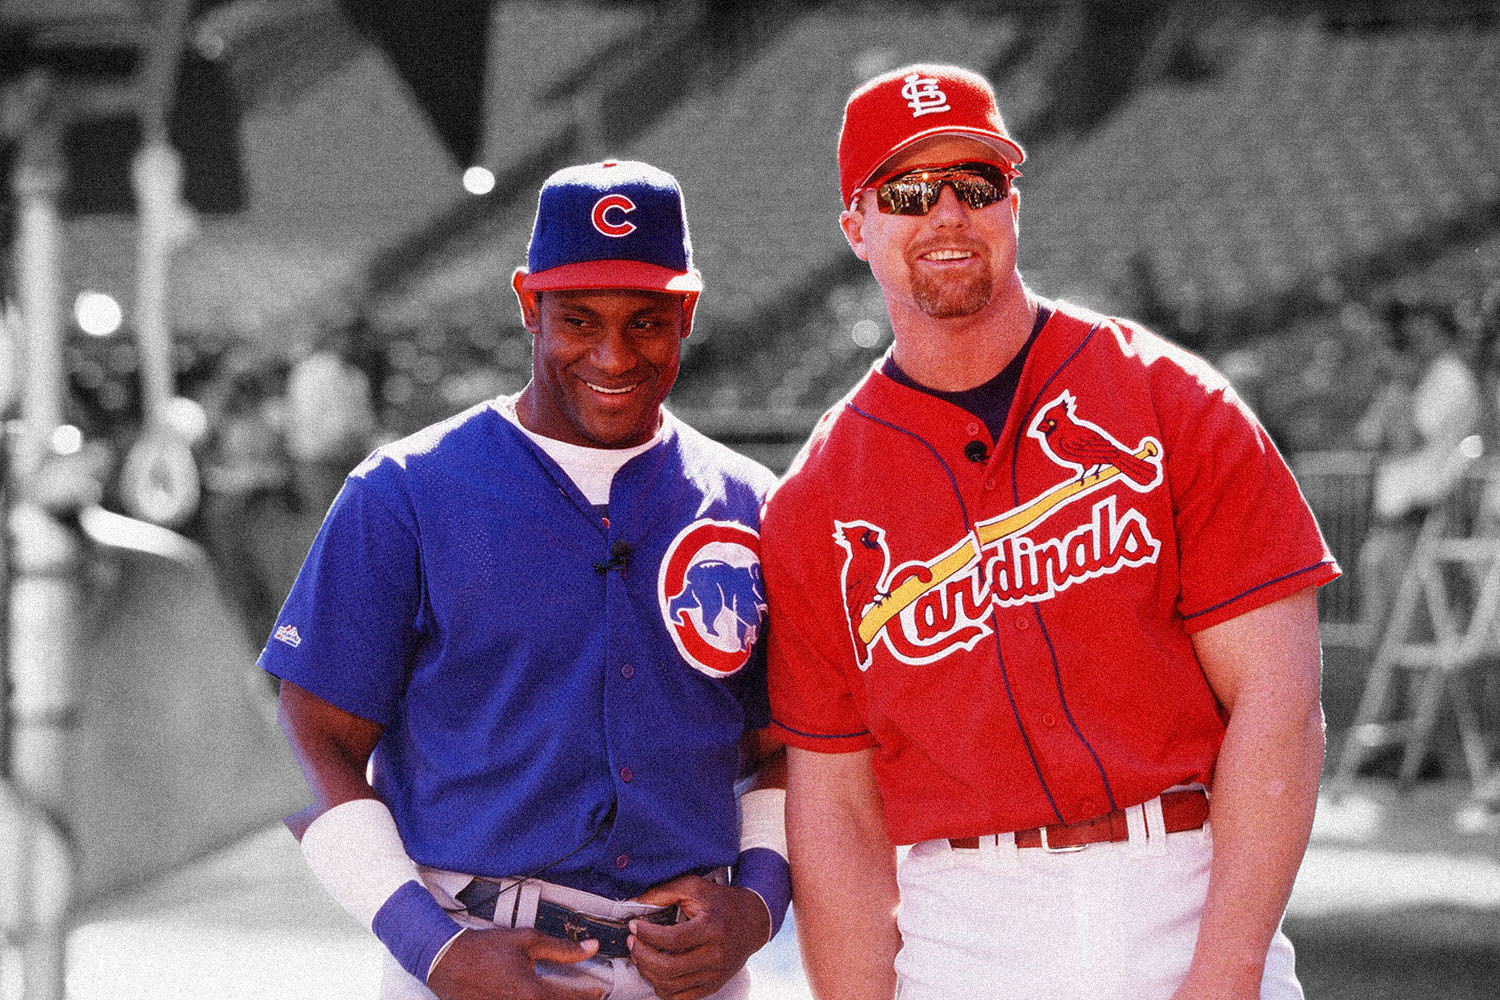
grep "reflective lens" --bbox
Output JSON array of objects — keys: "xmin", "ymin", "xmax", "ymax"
[{"xmin": 869, "ymin": 162, "xmax": 1015, "ymax": 216}]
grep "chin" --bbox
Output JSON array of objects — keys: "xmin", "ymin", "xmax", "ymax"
[
  {"xmin": 912, "ymin": 275, "xmax": 993, "ymax": 319},
  {"xmin": 582, "ymin": 421, "xmax": 654, "ymax": 449}
]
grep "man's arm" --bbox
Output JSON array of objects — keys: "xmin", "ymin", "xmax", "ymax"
[
  {"xmin": 1176, "ymin": 586, "xmax": 1325, "ymax": 999},
  {"xmin": 276, "ymin": 680, "xmax": 602, "ymax": 1000},
  {"xmin": 785, "ymin": 746, "xmax": 900, "ymax": 1000},
  {"xmin": 627, "ymin": 728, "xmax": 788, "ymax": 1000},
  {"xmin": 278, "ymin": 678, "xmax": 385, "ymax": 829}
]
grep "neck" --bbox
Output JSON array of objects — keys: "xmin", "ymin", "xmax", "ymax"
[{"xmin": 889, "ymin": 274, "xmax": 1036, "ymax": 391}]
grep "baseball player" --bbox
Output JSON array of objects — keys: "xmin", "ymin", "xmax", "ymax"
[
  {"xmin": 760, "ymin": 65, "xmax": 1339, "ymax": 999},
  {"xmin": 262, "ymin": 160, "xmax": 790, "ymax": 1000}
]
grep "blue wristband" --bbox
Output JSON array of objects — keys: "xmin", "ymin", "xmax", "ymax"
[
  {"xmin": 733, "ymin": 847, "xmax": 792, "ymax": 940},
  {"xmin": 371, "ymin": 880, "xmax": 465, "ymax": 982}
]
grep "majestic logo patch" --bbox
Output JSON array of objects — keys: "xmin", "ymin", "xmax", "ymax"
[
  {"xmin": 659, "ymin": 520, "xmax": 766, "ymax": 677},
  {"xmin": 901, "ymin": 72, "xmax": 951, "ymax": 117},
  {"xmin": 592, "ymin": 194, "xmax": 637, "ymax": 237},
  {"xmin": 836, "ymin": 392, "xmax": 1164, "ymax": 670},
  {"xmin": 274, "ymin": 624, "xmax": 302, "ymax": 648}
]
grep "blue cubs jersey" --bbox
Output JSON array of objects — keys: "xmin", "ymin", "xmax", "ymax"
[{"xmin": 259, "ymin": 399, "xmax": 776, "ymax": 899}]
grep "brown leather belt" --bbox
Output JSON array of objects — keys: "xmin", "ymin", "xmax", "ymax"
[{"xmin": 948, "ymin": 789, "xmax": 1209, "ymax": 852}]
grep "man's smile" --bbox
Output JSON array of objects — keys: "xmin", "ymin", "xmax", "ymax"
[{"xmin": 585, "ymin": 380, "xmax": 639, "ymax": 395}]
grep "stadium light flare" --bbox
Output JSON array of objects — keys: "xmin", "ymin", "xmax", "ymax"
[
  {"xmin": 463, "ymin": 166, "xmax": 496, "ymax": 196},
  {"xmin": 75, "ymin": 291, "xmax": 123, "ymax": 337},
  {"xmin": 851, "ymin": 318, "xmax": 883, "ymax": 348}
]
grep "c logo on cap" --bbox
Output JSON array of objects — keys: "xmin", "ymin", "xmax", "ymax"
[{"xmin": 592, "ymin": 194, "xmax": 637, "ymax": 237}]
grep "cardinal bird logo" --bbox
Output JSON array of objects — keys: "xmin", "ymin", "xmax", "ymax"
[
  {"xmin": 833, "ymin": 521, "xmax": 892, "ymax": 668},
  {"xmin": 1029, "ymin": 391, "xmax": 1162, "ymax": 490}
]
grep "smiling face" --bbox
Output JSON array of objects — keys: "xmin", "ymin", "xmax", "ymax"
[
  {"xmin": 513, "ymin": 283, "xmax": 690, "ymax": 448},
  {"xmin": 841, "ymin": 135, "xmax": 1020, "ymax": 324}
]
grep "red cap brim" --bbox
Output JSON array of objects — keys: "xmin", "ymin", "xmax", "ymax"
[
  {"xmin": 519, "ymin": 260, "xmax": 703, "ymax": 293},
  {"xmin": 859, "ymin": 129, "xmax": 1024, "ymax": 193}
]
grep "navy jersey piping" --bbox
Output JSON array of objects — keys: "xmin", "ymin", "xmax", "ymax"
[
  {"xmin": 845, "ymin": 400, "xmax": 1063, "ymax": 823},
  {"xmin": 1008, "ymin": 322, "xmax": 1120, "ymax": 817},
  {"xmin": 1181, "ymin": 560, "xmax": 1336, "ymax": 620},
  {"xmin": 772, "ymin": 718, "xmax": 871, "ymax": 741}
]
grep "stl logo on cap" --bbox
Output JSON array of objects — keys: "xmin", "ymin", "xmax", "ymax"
[
  {"xmin": 901, "ymin": 72, "xmax": 951, "ymax": 117},
  {"xmin": 659, "ymin": 519, "xmax": 766, "ymax": 678},
  {"xmin": 592, "ymin": 193, "xmax": 637, "ymax": 237}
]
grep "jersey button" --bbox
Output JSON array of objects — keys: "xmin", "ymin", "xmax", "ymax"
[
  {"xmin": 984, "ymin": 478, "xmax": 996, "ymax": 491},
  {"xmin": 1014, "ymin": 616, "xmax": 1029, "ymax": 630},
  {"xmin": 621, "ymin": 664, "xmax": 635, "ymax": 679},
  {"xmin": 615, "ymin": 854, "xmax": 629, "ymax": 869},
  {"xmin": 620, "ymin": 766, "xmax": 633, "ymax": 783},
  {"xmin": 1080, "ymin": 799, "xmax": 1098, "ymax": 816},
  {"xmin": 966, "ymin": 421, "xmax": 980, "ymax": 436},
  {"xmin": 1042, "ymin": 711, "xmax": 1057, "ymax": 728}
]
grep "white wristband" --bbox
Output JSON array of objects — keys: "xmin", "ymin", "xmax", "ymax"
[
  {"xmin": 738, "ymin": 787, "xmax": 788, "ymax": 857},
  {"xmin": 300, "ymin": 798, "xmax": 424, "ymax": 929}
]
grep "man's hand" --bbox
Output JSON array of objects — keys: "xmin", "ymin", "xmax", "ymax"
[
  {"xmin": 626, "ymin": 874, "xmax": 769, "ymax": 1000},
  {"xmin": 1166, "ymin": 963, "xmax": 1263, "ymax": 1000},
  {"xmin": 426, "ymin": 927, "xmax": 605, "ymax": 1000}
]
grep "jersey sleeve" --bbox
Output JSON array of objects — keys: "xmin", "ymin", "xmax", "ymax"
[
  {"xmin": 1157, "ymin": 355, "xmax": 1340, "ymax": 633},
  {"xmin": 761, "ymin": 478, "xmax": 877, "ymax": 754},
  {"xmin": 258, "ymin": 474, "xmax": 423, "ymax": 724}
]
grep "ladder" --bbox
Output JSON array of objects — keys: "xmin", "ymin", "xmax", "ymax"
[{"xmin": 1331, "ymin": 503, "xmax": 1500, "ymax": 795}]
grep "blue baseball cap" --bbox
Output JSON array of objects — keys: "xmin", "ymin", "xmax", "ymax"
[{"xmin": 518, "ymin": 160, "xmax": 703, "ymax": 293}]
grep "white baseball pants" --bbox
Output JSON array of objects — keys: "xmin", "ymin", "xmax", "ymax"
[{"xmin": 892, "ymin": 802, "xmax": 1303, "ymax": 999}]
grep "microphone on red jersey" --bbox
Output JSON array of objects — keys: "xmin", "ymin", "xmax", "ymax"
[
  {"xmin": 594, "ymin": 540, "xmax": 634, "ymax": 575},
  {"xmin": 964, "ymin": 440, "xmax": 990, "ymax": 463}
]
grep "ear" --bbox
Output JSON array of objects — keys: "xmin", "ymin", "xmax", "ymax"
[
  {"xmin": 839, "ymin": 206, "xmax": 870, "ymax": 261},
  {"xmin": 511, "ymin": 269, "xmax": 541, "ymax": 333},
  {"xmin": 680, "ymin": 290, "xmax": 700, "ymax": 339}
]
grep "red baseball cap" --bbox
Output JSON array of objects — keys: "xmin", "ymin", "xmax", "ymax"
[{"xmin": 838, "ymin": 64, "xmax": 1025, "ymax": 209}]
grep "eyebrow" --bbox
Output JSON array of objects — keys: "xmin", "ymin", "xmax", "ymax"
[{"xmin": 552, "ymin": 302, "xmax": 679, "ymax": 322}]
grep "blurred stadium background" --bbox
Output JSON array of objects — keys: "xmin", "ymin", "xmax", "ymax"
[{"xmin": 3, "ymin": 0, "xmax": 1500, "ymax": 996}]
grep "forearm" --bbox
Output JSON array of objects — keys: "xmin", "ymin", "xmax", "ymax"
[
  {"xmin": 735, "ymin": 735, "xmax": 791, "ymax": 943},
  {"xmin": 787, "ymin": 749, "xmax": 900, "ymax": 1000},
  {"xmin": 1184, "ymin": 586, "xmax": 1325, "ymax": 995},
  {"xmin": 1192, "ymin": 692, "xmax": 1325, "ymax": 989}
]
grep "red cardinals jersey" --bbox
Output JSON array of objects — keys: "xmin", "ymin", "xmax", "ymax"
[{"xmin": 762, "ymin": 302, "xmax": 1338, "ymax": 845}]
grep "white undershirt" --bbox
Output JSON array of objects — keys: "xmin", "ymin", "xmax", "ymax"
[{"xmin": 495, "ymin": 397, "xmax": 665, "ymax": 505}]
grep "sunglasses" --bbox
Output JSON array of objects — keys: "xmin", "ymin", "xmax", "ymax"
[{"xmin": 856, "ymin": 161, "xmax": 1018, "ymax": 215}]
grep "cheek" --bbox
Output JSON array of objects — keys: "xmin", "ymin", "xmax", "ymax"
[{"xmin": 646, "ymin": 341, "xmax": 683, "ymax": 385}]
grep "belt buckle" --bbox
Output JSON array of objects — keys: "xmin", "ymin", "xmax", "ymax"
[{"xmin": 1038, "ymin": 825, "xmax": 1088, "ymax": 853}]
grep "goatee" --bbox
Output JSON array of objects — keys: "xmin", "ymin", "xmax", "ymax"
[{"xmin": 913, "ymin": 269, "xmax": 993, "ymax": 318}]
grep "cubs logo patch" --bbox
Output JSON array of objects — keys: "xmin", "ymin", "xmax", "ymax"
[
  {"xmin": 659, "ymin": 519, "xmax": 766, "ymax": 677},
  {"xmin": 592, "ymin": 194, "xmax": 637, "ymax": 237}
]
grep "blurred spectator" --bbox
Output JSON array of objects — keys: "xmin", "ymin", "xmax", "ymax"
[
  {"xmin": 1368, "ymin": 298, "xmax": 1481, "ymax": 521},
  {"xmin": 195, "ymin": 347, "xmax": 295, "ymax": 639},
  {"xmin": 283, "ymin": 331, "xmax": 378, "ymax": 515},
  {"xmin": 1352, "ymin": 318, "xmax": 1420, "ymax": 457},
  {"xmin": 1355, "ymin": 298, "xmax": 1482, "ymax": 634},
  {"xmin": 1471, "ymin": 279, "xmax": 1500, "ymax": 532}
]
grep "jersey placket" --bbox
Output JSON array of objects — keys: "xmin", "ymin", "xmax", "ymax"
[{"xmin": 966, "ymin": 401, "xmax": 1119, "ymax": 825}]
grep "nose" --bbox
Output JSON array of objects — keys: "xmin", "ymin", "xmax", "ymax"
[
  {"xmin": 592, "ymin": 327, "xmax": 636, "ymax": 373},
  {"xmin": 926, "ymin": 184, "xmax": 969, "ymax": 226}
]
